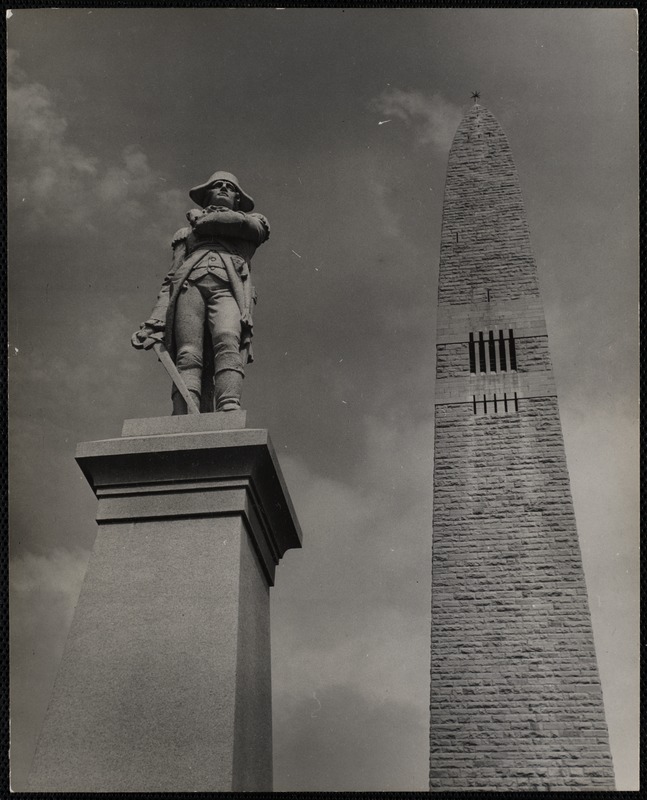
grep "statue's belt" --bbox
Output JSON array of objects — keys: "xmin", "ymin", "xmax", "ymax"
[
  {"xmin": 185, "ymin": 265, "xmax": 229, "ymax": 283},
  {"xmin": 181, "ymin": 247, "xmax": 249, "ymax": 280},
  {"xmin": 176, "ymin": 249, "xmax": 253, "ymax": 319}
]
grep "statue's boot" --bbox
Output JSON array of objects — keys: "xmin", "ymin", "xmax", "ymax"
[
  {"xmin": 214, "ymin": 369, "xmax": 243, "ymax": 412},
  {"xmin": 172, "ymin": 343, "xmax": 203, "ymax": 414},
  {"xmin": 171, "ymin": 387, "xmax": 201, "ymax": 415}
]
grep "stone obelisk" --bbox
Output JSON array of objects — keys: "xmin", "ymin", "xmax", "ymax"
[{"xmin": 430, "ymin": 103, "xmax": 615, "ymax": 791}]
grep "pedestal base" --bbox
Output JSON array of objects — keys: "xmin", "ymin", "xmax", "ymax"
[{"xmin": 28, "ymin": 414, "xmax": 301, "ymax": 792}]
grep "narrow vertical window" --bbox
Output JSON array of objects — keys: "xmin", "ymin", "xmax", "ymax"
[
  {"xmin": 469, "ymin": 333, "xmax": 476, "ymax": 374},
  {"xmin": 456, "ymin": 232, "xmax": 459, "ymax": 243},
  {"xmin": 509, "ymin": 329, "xmax": 517, "ymax": 371},
  {"xmin": 503, "ymin": 392, "xmax": 508, "ymax": 412},
  {"xmin": 472, "ymin": 395, "xmax": 477, "ymax": 414},
  {"xmin": 478, "ymin": 332, "xmax": 486, "ymax": 373},
  {"xmin": 493, "ymin": 393, "xmax": 498, "ymax": 413},
  {"xmin": 514, "ymin": 391, "xmax": 519, "ymax": 412},
  {"xmin": 499, "ymin": 330, "xmax": 507, "ymax": 371},
  {"xmin": 488, "ymin": 330, "xmax": 497, "ymax": 372},
  {"xmin": 483, "ymin": 394, "xmax": 488, "ymax": 414}
]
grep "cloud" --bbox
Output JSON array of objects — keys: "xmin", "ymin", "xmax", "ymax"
[
  {"xmin": 277, "ymin": 415, "xmax": 434, "ymax": 611},
  {"xmin": 10, "ymin": 547, "xmax": 90, "ymax": 791},
  {"xmin": 364, "ymin": 89, "xmax": 462, "ymax": 236},
  {"xmin": 369, "ymin": 89, "xmax": 463, "ymax": 150},
  {"xmin": 273, "ymin": 684, "xmax": 428, "ymax": 791},
  {"xmin": 367, "ymin": 173, "xmax": 402, "ymax": 238},
  {"xmin": 556, "ymin": 401, "xmax": 639, "ymax": 791},
  {"xmin": 10, "ymin": 547, "xmax": 88, "ymax": 611},
  {"xmin": 271, "ymin": 417, "xmax": 434, "ymax": 790},
  {"xmin": 7, "ymin": 49, "xmax": 184, "ymax": 238},
  {"xmin": 10, "ymin": 304, "xmax": 142, "ymax": 423}
]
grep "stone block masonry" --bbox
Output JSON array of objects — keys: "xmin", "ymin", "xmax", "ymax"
[
  {"xmin": 431, "ymin": 400, "xmax": 614, "ymax": 790},
  {"xmin": 430, "ymin": 104, "xmax": 614, "ymax": 791}
]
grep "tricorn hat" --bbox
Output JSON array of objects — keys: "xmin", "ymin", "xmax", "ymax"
[{"xmin": 189, "ymin": 170, "xmax": 255, "ymax": 212}]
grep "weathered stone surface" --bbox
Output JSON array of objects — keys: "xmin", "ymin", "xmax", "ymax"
[
  {"xmin": 75, "ymin": 427, "xmax": 301, "ymax": 584},
  {"xmin": 29, "ymin": 516, "xmax": 265, "ymax": 792},
  {"xmin": 437, "ymin": 107, "xmax": 540, "ymax": 307},
  {"xmin": 121, "ymin": 409, "xmax": 246, "ymax": 436},
  {"xmin": 29, "ymin": 424, "xmax": 301, "ymax": 791},
  {"xmin": 131, "ymin": 171, "xmax": 270, "ymax": 414},
  {"xmin": 430, "ymin": 105, "xmax": 614, "ymax": 791}
]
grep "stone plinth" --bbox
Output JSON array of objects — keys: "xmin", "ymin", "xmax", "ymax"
[{"xmin": 28, "ymin": 414, "xmax": 302, "ymax": 792}]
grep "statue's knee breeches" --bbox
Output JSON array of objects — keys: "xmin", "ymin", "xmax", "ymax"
[
  {"xmin": 175, "ymin": 344, "xmax": 203, "ymax": 371},
  {"xmin": 212, "ymin": 331, "xmax": 244, "ymax": 374},
  {"xmin": 172, "ymin": 275, "xmax": 246, "ymax": 411},
  {"xmin": 173, "ymin": 281, "xmax": 207, "ymax": 396},
  {"xmin": 206, "ymin": 289, "xmax": 245, "ymax": 375},
  {"xmin": 174, "ymin": 344, "xmax": 203, "ymax": 394}
]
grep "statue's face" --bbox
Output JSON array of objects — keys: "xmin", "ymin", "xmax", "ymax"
[{"xmin": 205, "ymin": 180, "xmax": 239, "ymax": 210}]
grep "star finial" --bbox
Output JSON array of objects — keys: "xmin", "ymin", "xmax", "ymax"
[{"xmin": 471, "ymin": 91, "xmax": 480, "ymax": 103}]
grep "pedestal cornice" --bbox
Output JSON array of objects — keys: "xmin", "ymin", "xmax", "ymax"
[{"xmin": 76, "ymin": 426, "xmax": 302, "ymax": 585}]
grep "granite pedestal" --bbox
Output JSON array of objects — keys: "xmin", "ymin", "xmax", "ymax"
[{"xmin": 28, "ymin": 412, "xmax": 302, "ymax": 792}]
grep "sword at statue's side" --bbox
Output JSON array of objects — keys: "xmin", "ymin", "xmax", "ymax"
[{"xmin": 152, "ymin": 341, "xmax": 200, "ymax": 414}]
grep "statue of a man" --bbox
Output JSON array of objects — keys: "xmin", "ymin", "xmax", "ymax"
[{"xmin": 132, "ymin": 171, "xmax": 270, "ymax": 413}]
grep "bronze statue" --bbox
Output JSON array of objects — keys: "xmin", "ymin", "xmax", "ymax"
[{"xmin": 132, "ymin": 171, "xmax": 270, "ymax": 413}]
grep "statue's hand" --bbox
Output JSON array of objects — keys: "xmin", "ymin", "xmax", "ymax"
[
  {"xmin": 240, "ymin": 311, "xmax": 254, "ymax": 329},
  {"xmin": 131, "ymin": 322, "xmax": 165, "ymax": 350}
]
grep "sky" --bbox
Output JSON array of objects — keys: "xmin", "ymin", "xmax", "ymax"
[{"xmin": 7, "ymin": 7, "xmax": 639, "ymax": 792}]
